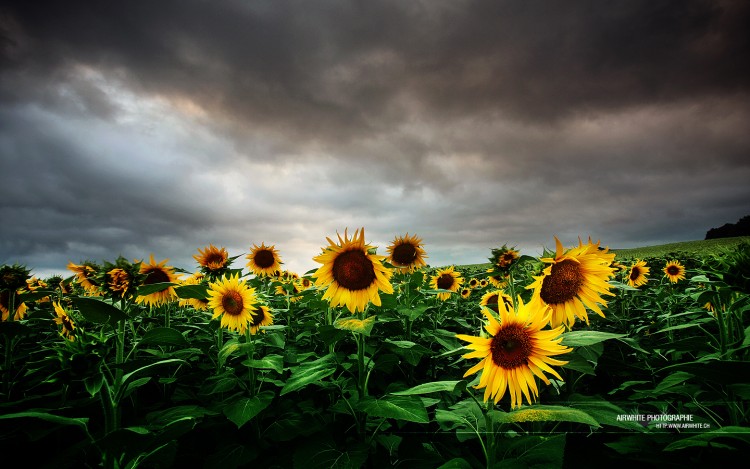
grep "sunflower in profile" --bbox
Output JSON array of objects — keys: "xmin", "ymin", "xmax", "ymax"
[
  {"xmin": 456, "ymin": 297, "xmax": 572, "ymax": 408},
  {"xmin": 480, "ymin": 290, "xmax": 513, "ymax": 313},
  {"xmin": 626, "ymin": 259, "xmax": 650, "ymax": 288},
  {"xmin": 386, "ymin": 233, "xmax": 428, "ymax": 272},
  {"xmin": 1, "ymin": 289, "xmax": 28, "ymax": 321},
  {"xmin": 53, "ymin": 301, "xmax": 76, "ymax": 341},
  {"xmin": 527, "ymin": 237, "xmax": 616, "ymax": 329},
  {"xmin": 246, "ymin": 243, "xmax": 283, "ymax": 277},
  {"xmin": 487, "ymin": 273, "xmax": 508, "ymax": 289},
  {"xmin": 249, "ymin": 305, "xmax": 274, "ymax": 335},
  {"xmin": 207, "ymin": 274, "xmax": 258, "ymax": 334},
  {"xmin": 429, "ymin": 266, "xmax": 464, "ymax": 301},
  {"xmin": 663, "ymin": 260, "xmax": 686, "ymax": 283},
  {"xmin": 136, "ymin": 254, "xmax": 181, "ymax": 307},
  {"xmin": 67, "ymin": 261, "xmax": 101, "ymax": 295},
  {"xmin": 312, "ymin": 228, "xmax": 393, "ymax": 314},
  {"xmin": 178, "ymin": 272, "xmax": 209, "ymax": 311},
  {"xmin": 106, "ymin": 268, "xmax": 132, "ymax": 298},
  {"xmin": 194, "ymin": 244, "xmax": 230, "ymax": 274}
]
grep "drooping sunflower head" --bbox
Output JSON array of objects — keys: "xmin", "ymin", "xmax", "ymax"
[
  {"xmin": 249, "ymin": 305, "xmax": 274, "ymax": 335},
  {"xmin": 67, "ymin": 261, "xmax": 101, "ymax": 295},
  {"xmin": 527, "ymin": 236, "xmax": 616, "ymax": 330},
  {"xmin": 136, "ymin": 254, "xmax": 182, "ymax": 307},
  {"xmin": 627, "ymin": 259, "xmax": 650, "ymax": 288},
  {"xmin": 106, "ymin": 268, "xmax": 132, "ymax": 297},
  {"xmin": 194, "ymin": 244, "xmax": 230, "ymax": 274},
  {"xmin": 53, "ymin": 301, "xmax": 76, "ymax": 341},
  {"xmin": 206, "ymin": 274, "xmax": 258, "ymax": 334},
  {"xmin": 1, "ymin": 289, "xmax": 28, "ymax": 321},
  {"xmin": 487, "ymin": 272, "xmax": 509, "ymax": 289},
  {"xmin": 489, "ymin": 245, "xmax": 521, "ymax": 274},
  {"xmin": 429, "ymin": 265, "xmax": 464, "ymax": 301},
  {"xmin": 246, "ymin": 243, "xmax": 283, "ymax": 277},
  {"xmin": 480, "ymin": 290, "xmax": 513, "ymax": 313},
  {"xmin": 386, "ymin": 233, "xmax": 428, "ymax": 272},
  {"xmin": 0, "ymin": 263, "xmax": 31, "ymax": 291},
  {"xmin": 456, "ymin": 296, "xmax": 572, "ymax": 408},
  {"xmin": 663, "ymin": 260, "xmax": 686, "ymax": 283},
  {"xmin": 312, "ymin": 228, "xmax": 394, "ymax": 314}
]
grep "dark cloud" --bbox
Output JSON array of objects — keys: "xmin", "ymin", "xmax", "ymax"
[{"xmin": 1, "ymin": 0, "xmax": 749, "ymax": 277}]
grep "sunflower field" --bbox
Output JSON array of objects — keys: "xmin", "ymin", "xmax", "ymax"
[{"xmin": 1, "ymin": 232, "xmax": 749, "ymax": 468}]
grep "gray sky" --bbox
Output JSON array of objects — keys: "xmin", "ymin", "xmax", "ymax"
[{"xmin": 2, "ymin": 0, "xmax": 749, "ymax": 279}]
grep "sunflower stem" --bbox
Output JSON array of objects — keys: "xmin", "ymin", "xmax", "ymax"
[
  {"xmin": 484, "ymin": 399, "xmax": 497, "ymax": 469},
  {"xmin": 246, "ymin": 328, "xmax": 256, "ymax": 396}
]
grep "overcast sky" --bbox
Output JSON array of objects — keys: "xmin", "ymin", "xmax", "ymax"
[{"xmin": 2, "ymin": 0, "xmax": 749, "ymax": 280}]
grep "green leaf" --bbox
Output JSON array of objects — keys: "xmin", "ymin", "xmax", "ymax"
[
  {"xmin": 0, "ymin": 321, "xmax": 32, "ymax": 338},
  {"xmin": 659, "ymin": 360, "xmax": 750, "ymax": 386},
  {"xmin": 664, "ymin": 426, "xmax": 750, "ymax": 451},
  {"xmin": 174, "ymin": 284, "xmax": 208, "ymax": 300},
  {"xmin": 280, "ymin": 356, "xmax": 336, "ymax": 396},
  {"xmin": 0, "ymin": 411, "xmax": 90, "ymax": 432},
  {"xmin": 561, "ymin": 330, "xmax": 625, "ymax": 347},
  {"xmin": 137, "ymin": 282, "xmax": 177, "ymax": 296},
  {"xmin": 244, "ymin": 354, "xmax": 284, "ymax": 374},
  {"xmin": 120, "ymin": 359, "xmax": 187, "ymax": 394},
  {"xmin": 334, "ymin": 315, "xmax": 376, "ymax": 336},
  {"xmin": 398, "ymin": 304, "xmax": 429, "ymax": 321},
  {"xmin": 139, "ymin": 327, "xmax": 189, "ymax": 347},
  {"xmin": 436, "ymin": 458, "xmax": 473, "ymax": 469},
  {"xmin": 567, "ymin": 394, "xmax": 647, "ymax": 431},
  {"xmin": 390, "ymin": 380, "xmax": 466, "ymax": 396},
  {"xmin": 490, "ymin": 405, "xmax": 599, "ymax": 427},
  {"xmin": 71, "ymin": 296, "xmax": 128, "ymax": 324},
  {"xmin": 223, "ymin": 391, "xmax": 274, "ymax": 429},
  {"xmin": 356, "ymin": 396, "xmax": 429, "ymax": 423}
]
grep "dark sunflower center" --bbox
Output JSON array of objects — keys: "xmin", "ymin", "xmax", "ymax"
[
  {"xmin": 332, "ymin": 250, "xmax": 376, "ymax": 291},
  {"xmin": 666, "ymin": 265, "xmax": 680, "ymax": 275},
  {"xmin": 254, "ymin": 250, "xmax": 276, "ymax": 268},
  {"xmin": 629, "ymin": 267, "xmax": 641, "ymax": 281},
  {"xmin": 62, "ymin": 316, "xmax": 74, "ymax": 331},
  {"xmin": 250, "ymin": 308, "xmax": 264, "ymax": 326},
  {"xmin": 221, "ymin": 291, "xmax": 244, "ymax": 316},
  {"xmin": 437, "ymin": 273, "xmax": 455, "ymax": 290},
  {"xmin": 490, "ymin": 323, "xmax": 533, "ymax": 369},
  {"xmin": 540, "ymin": 259, "xmax": 583, "ymax": 305},
  {"xmin": 392, "ymin": 243, "xmax": 417, "ymax": 266},
  {"xmin": 485, "ymin": 294, "xmax": 499, "ymax": 312},
  {"xmin": 145, "ymin": 268, "xmax": 170, "ymax": 285},
  {"xmin": 206, "ymin": 253, "xmax": 225, "ymax": 266}
]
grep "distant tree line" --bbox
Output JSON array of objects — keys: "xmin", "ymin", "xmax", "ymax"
[{"xmin": 705, "ymin": 215, "xmax": 750, "ymax": 239}]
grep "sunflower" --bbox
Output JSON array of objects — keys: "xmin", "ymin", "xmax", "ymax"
[
  {"xmin": 312, "ymin": 228, "xmax": 393, "ymax": 314},
  {"xmin": 194, "ymin": 244, "xmax": 229, "ymax": 273},
  {"xmin": 527, "ymin": 237, "xmax": 616, "ymax": 329},
  {"xmin": 1, "ymin": 289, "xmax": 28, "ymax": 321},
  {"xmin": 480, "ymin": 290, "xmax": 513, "ymax": 313},
  {"xmin": 246, "ymin": 243, "xmax": 283, "ymax": 277},
  {"xmin": 178, "ymin": 272, "xmax": 209, "ymax": 311},
  {"xmin": 136, "ymin": 254, "xmax": 181, "ymax": 307},
  {"xmin": 663, "ymin": 260, "xmax": 686, "ymax": 283},
  {"xmin": 626, "ymin": 259, "xmax": 650, "ymax": 288},
  {"xmin": 456, "ymin": 297, "xmax": 571, "ymax": 408},
  {"xmin": 429, "ymin": 265, "xmax": 464, "ymax": 301},
  {"xmin": 67, "ymin": 261, "xmax": 101, "ymax": 295},
  {"xmin": 386, "ymin": 233, "xmax": 428, "ymax": 272},
  {"xmin": 460, "ymin": 288, "xmax": 472, "ymax": 299},
  {"xmin": 53, "ymin": 301, "xmax": 76, "ymax": 341},
  {"xmin": 275, "ymin": 283, "xmax": 302, "ymax": 303},
  {"xmin": 468, "ymin": 278, "xmax": 480, "ymax": 289},
  {"xmin": 487, "ymin": 273, "xmax": 508, "ymax": 289},
  {"xmin": 106, "ymin": 268, "xmax": 132, "ymax": 297},
  {"xmin": 296, "ymin": 277, "xmax": 313, "ymax": 291},
  {"xmin": 206, "ymin": 274, "xmax": 258, "ymax": 334},
  {"xmin": 249, "ymin": 305, "xmax": 274, "ymax": 335}
]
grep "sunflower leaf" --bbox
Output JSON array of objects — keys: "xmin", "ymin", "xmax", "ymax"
[
  {"xmin": 137, "ymin": 282, "xmax": 177, "ymax": 296},
  {"xmin": 280, "ymin": 356, "xmax": 337, "ymax": 396},
  {"xmin": 491, "ymin": 405, "xmax": 600, "ymax": 428},
  {"xmin": 334, "ymin": 315, "xmax": 376, "ymax": 336},
  {"xmin": 139, "ymin": 327, "xmax": 189, "ymax": 347},
  {"xmin": 561, "ymin": 331, "xmax": 626, "ymax": 347},
  {"xmin": 223, "ymin": 391, "xmax": 274, "ymax": 429},
  {"xmin": 174, "ymin": 284, "xmax": 209, "ymax": 300},
  {"xmin": 390, "ymin": 380, "xmax": 466, "ymax": 396},
  {"xmin": 71, "ymin": 296, "xmax": 129, "ymax": 324},
  {"xmin": 356, "ymin": 396, "xmax": 429, "ymax": 423},
  {"xmin": 663, "ymin": 426, "xmax": 750, "ymax": 451}
]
